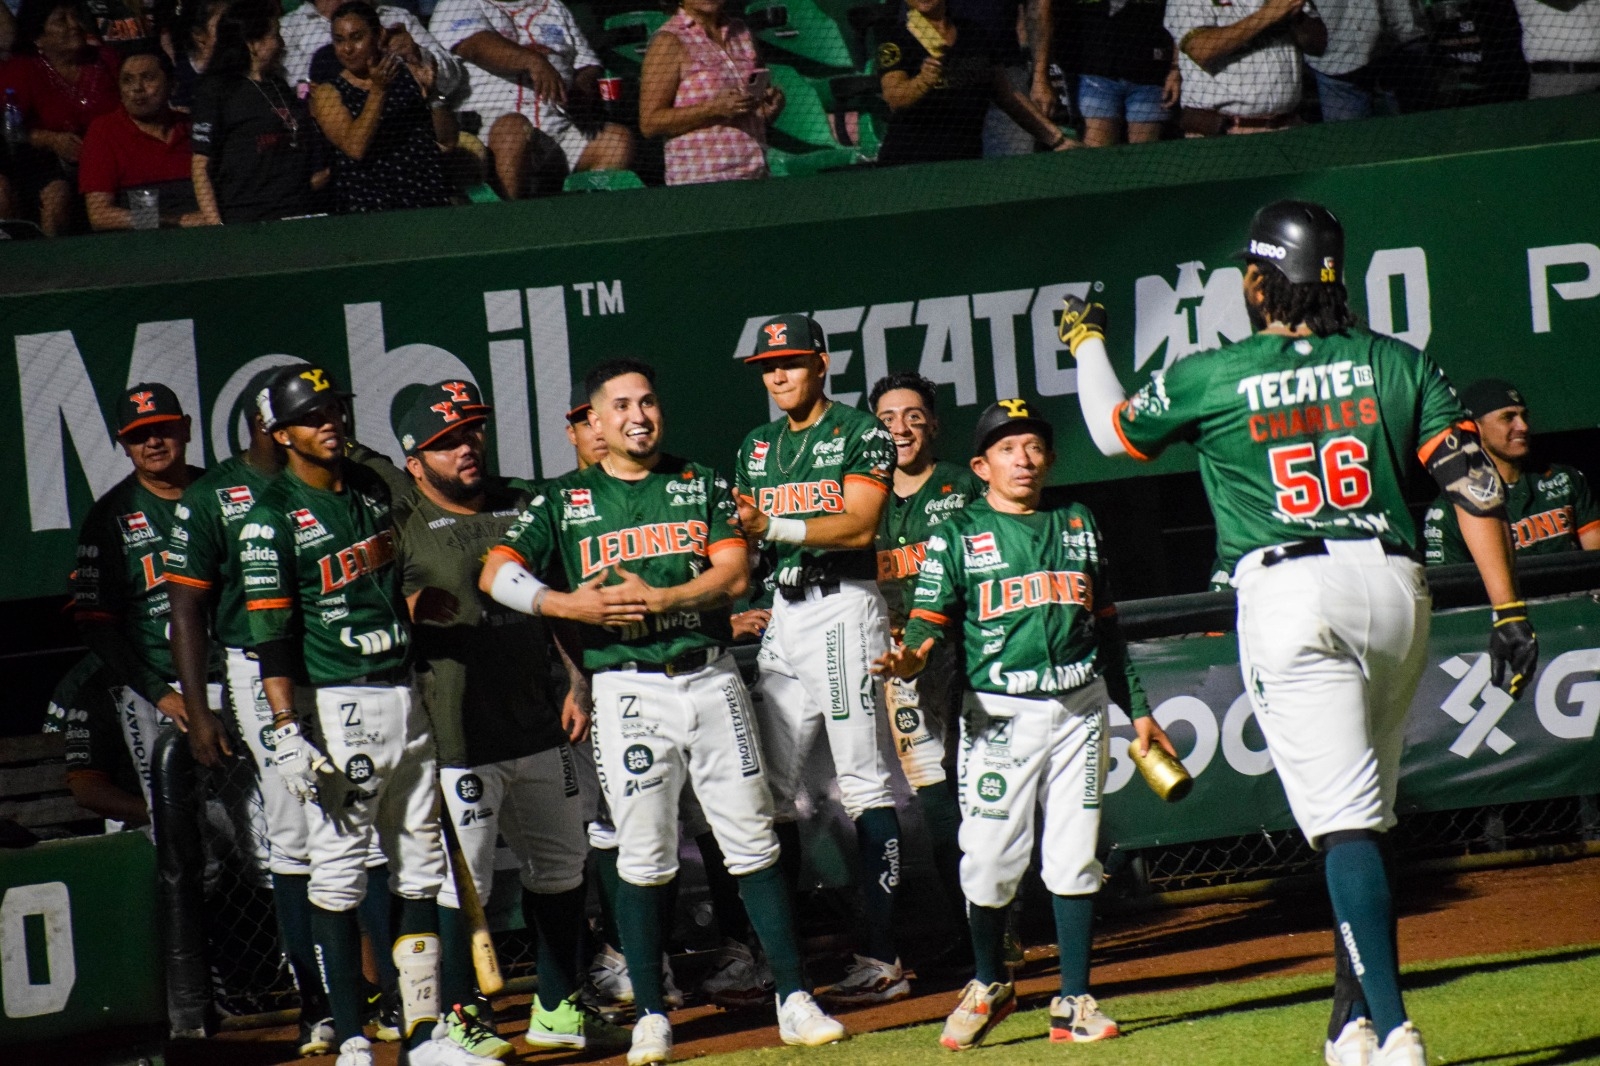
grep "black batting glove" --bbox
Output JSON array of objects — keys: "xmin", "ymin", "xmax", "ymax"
[
  {"xmin": 1059, "ymin": 295, "xmax": 1108, "ymax": 355},
  {"xmin": 1488, "ymin": 601, "xmax": 1538, "ymax": 700}
]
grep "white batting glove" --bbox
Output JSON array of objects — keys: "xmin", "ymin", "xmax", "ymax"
[{"xmin": 271, "ymin": 721, "xmax": 330, "ymax": 802}]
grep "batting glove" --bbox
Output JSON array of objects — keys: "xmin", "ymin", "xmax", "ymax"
[
  {"xmin": 1059, "ymin": 295, "xmax": 1107, "ymax": 355},
  {"xmin": 1488, "ymin": 601, "xmax": 1538, "ymax": 700},
  {"xmin": 271, "ymin": 720, "xmax": 330, "ymax": 802}
]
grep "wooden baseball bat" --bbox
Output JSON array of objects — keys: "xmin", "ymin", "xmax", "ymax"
[{"xmin": 438, "ymin": 785, "xmax": 504, "ymax": 995}]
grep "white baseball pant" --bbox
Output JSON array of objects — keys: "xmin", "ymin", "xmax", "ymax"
[
  {"xmin": 590, "ymin": 653, "xmax": 779, "ymax": 887},
  {"xmin": 1234, "ymin": 538, "xmax": 1431, "ymax": 844},
  {"xmin": 225, "ymin": 647, "xmax": 311, "ymax": 875},
  {"xmin": 886, "ymin": 640, "xmax": 961, "ymax": 788},
  {"xmin": 957, "ymin": 680, "xmax": 1110, "ymax": 907},
  {"xmin": 437, "ymin": 745, "xmax": 588, "ymax": 906},
  {"xmin": 301, "ymin": 680, "xmax": 445, "ymax": 911},
  {"xmin": 755, "ymin": 580, "xmax": 897, "ymax": 820}
]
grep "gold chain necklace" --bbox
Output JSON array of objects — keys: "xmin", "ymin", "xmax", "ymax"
[{"xmin": 776, "ymin": 400, "xmax": 830, "ymax": 476}]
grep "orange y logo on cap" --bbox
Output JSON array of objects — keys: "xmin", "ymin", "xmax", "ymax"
[
  {"xmin": 300, "ymin": 369, "xmax": 331, "ymax": 392},
  {"xmin": 763, "ymin": 323, "xmax": 788, "ymax": 346},
  {"xmin": 130, "ymin": 390, "xmax": 156, "ymax": 413},
  {"xmin": 431, "ymin": 401, "xmax": 461, "ymax": 424},
  {"xmin": 997, "ymin": 398, "xmax": 1031, "ymax": 417},
  {"xmin": 442, "ymin": 381, "xmax": 472, "ymax": 403}
]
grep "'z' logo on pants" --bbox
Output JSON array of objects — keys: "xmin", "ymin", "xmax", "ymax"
[{"xmin": 1438, "ymin": 654, "xmax": 1516, "ymax": 757}]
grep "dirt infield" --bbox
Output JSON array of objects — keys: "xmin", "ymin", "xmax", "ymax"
[{"xmin": 182, "ymin": 855, "xmax": 1600, "ymax": 1066}]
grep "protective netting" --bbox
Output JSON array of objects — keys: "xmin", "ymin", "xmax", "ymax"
[{"xmin": 1, "ymin": 0, "xmax": 1596, "ymax": 234}]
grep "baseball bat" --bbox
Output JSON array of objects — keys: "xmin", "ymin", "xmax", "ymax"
[{"xmin": 438, "ymin": 785, "xmax": 505, "ymax": 995}]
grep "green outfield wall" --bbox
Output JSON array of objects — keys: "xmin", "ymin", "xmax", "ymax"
[{"xmin": 3, "ymin": 95, "xmax": 1599, "ymax": 601}]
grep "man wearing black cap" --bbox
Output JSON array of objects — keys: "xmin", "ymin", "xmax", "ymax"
[
  {"xmin": 734, "ymin": 313, "xmax": 909, "ymax": 1005},
  {"xmin": 165, "ymin": 367, "xmax": 345, "ymax": 1056},
  {"xmin": 1423, "ymin": 379, "xmax": 1600, "ymax": 565},
  {"xmin": 876, "ymin": 399, "xmax": 1169, "ymax": 1051},
  {"xmin": 72, "ymin": 381, "xmax": 206, "ymax": 804},
  {"xmin": 566, "ymin": 381, "xmax": 609, "ymax": 471},
  {"xmin": 1066, "ymin": 200, "xmax": 1535, "ymax": 1066},
  {"xmin": 392, "ymin": 380, "xmax": 624, "ymax": 1057}
]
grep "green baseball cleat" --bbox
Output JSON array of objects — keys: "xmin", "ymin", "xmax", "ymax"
[
  {"xmin": 442, "ymin": 1003, "xmax": 514, "ymax": 1060},
  {"xmin": 525, "ymin": 993, "xmax": 632, "ymax": 1051}
]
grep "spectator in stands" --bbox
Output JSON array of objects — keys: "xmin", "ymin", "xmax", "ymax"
[
  {"xmin": 1052, "ymin": 0, "xmax": 1180, "ymax": 145},
  {"xmin": 1306, "ymin": 0, "xmax": 1428, "ymax": 120},
  {"xmin": 954, "ymin": 0, "xmax": 1054, "ymax": 156},
  {"xmin": 82, "ymin": 0, "xmax": 156, "ymax": 56},
  {"xmin": 875, "ymin": 0, "xmax": 1076, "ymax": 164},
  {"xmin": 0, "ymin": 0, "xmax": 122, "ymax": 234},
  {"xmin": 79, "ymin": 48, "xmax": 203, "ymax": 228},
  {"xmin": 1165, "ymin": 0, "xmax": 1326, "ymax": 134},
  {"xmin": 431, "ymin": 0, "xmax": 633, "ymax": 197},
  {"xmin": 169, "ymin": 0, "xmax": 230, "ymax": 112},
  {"xmin": 1515, "ymin": 0, "xmax": 1600, "ymax": 97},
  {"xmin": 190, "ymin": 0, "xmax": 316, "ymax": 223},
  {"xmin": 638, "ymin": 0, "xmax": 783, "ymax": 185},
  {"xmin": 310, "ymin": 1, "xmax": 453, "ymax": 212},
  {"xmin": 280, "ymin": 0, "xmax": 461, "ymax": 99}
]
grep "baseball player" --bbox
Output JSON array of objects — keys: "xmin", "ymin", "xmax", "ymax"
[
  {"xmin": 1067, "ymin": 200, "xmax": 1537, "ymax": 1066},
  {"xmin": 877, "ymin": 399, "xmax": 1171, "ymax": 1050},
  {"xmin": 1423, "ymin": 378, "xmax": 1600, "ymax": 565},
  {"xmin": 72, "ymin": 382, "xmax": 205, "ymax": 805},
  {"xmin": 735, "ymin": 314, "xmax": 909, "ymax": 1005},
  {"xmin": 239, "ymin": 366, "xmax": 488, "ymax": 1066},
  {"xmin": 391, "ymin": 380, "xmax": 625, "ymax": 1057},
  {"xmin": 870, "ymin": 371, "xmax": 986, "ymax": 959},
  {"xmin": 43, "ymin": 653, "xmax": 149, "ymax": 833},
  {"xmin": 481, "ymin": 358, "xmax": 846, "ymax": 1065},
  {"xmin": 164, "ymin": 367, "xmax": 348, "ymax": 1057}
]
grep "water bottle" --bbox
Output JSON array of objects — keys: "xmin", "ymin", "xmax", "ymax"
[{"xmin": 4, "ymin": 89, "xmax": 25, "ymax": 153}]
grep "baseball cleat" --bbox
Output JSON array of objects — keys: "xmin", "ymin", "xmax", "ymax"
[
  {"xmin": 584, "ymin": 945, "xmax": 635, "ymax": 1008},
  {"xmin": 442, "ymin": 1003, "xmax": 514, "ymax": 1060},
  {"xmin": 1049, "ymin": 994, "xmax": 1119, "ymax": 1042},
  {"xmin": 1375, "ymin": 1021, "xmax": 1427, "ymax": 1066},
  {"xmin": 626, "ymin": 1011, "xmax": 674, "ymax": 1065},
  {"xmin": 1325, "ymin": 1018, "xmax": 1378, "ymax": 1066},
  {"xmin": 777, "ymin": 990, "xmax": 848, "ymax": 1047},
  {"xmin": 939, "ymin": 979, "xmax": 1015, "ymax": 1051},
  {"xmin": 701, "ymin": 939, "xmax": 776, "ymax": 1009},
  {"xmin": 1003, "ymin": 931, "xmax": 1026, "ymax": 970},
  {"xmin": 663, "ymin": 955, "xmax": 686, "ymax": 1010},
  {"xmin": 372, "ymin": 988, "xmax": 402, "ymax": 1042},
  {"xmin": 821, "ymin": 955, "xmax": 911, "ymax": 1007},
  {"xmin": 405, "ymin": 1034, "xmax": 504, "ymax": 1066},
  {"xmin": 298, "ymin": 1015, "xmax": 336, "ymax": 1057},
  {"xmin": 525, "ymin": 993, "xmax": 631, "ymax": 1051},
  {"xmin": 335, "ymin": 1035, "xmax": 375, "ymax": 1066}
]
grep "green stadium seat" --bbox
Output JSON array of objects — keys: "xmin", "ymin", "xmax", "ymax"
[
  {"xmin": 744, "ymin": 0, "xmax": 857, "ymax": 74},
  {"xmin": 766, "ymin": 145, "xmax": 863, "ymax": 177},
  {"xmin": 562, "ymin": 169, "xmax": 647, "ymax": 192},
  {"xmin": 600, "ymin": 10, "xmax": 668, "ymax": 71},
  {"xmin": 768, "ymin": 63, "xmax": 854, "ymax": 151}
]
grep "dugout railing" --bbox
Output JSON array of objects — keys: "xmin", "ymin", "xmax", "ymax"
[{"xmin": 150, "ymin": 550, "xmax": 1600, "ymax": 1032}]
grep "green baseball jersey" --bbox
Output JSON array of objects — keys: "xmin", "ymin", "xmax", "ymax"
[
  {"xmin": 876, "ymin": 461, "xmax": 987, "ymax": 627},
  {"xmin": 1114, "ymin": 328, "xmax": 1469, "ymax": 572},
  {"xmin": 902, "ymin": 496, "xmax": 1149, "ymax": 715},
  {"xmin": 394, "ymin": 478, "xmax": 564, "ymax": 768},
  {"xmin": 494, "ymin": 456, "xmax": 743, "ymax": 672},
  {"xmin": 1423, "ymin": 462, "xmax": 1600, "ymax": 565},
  {"xmin": 736, "ymin": 402, "xmax": 895, "ymax": 589},
  {"xmin": 43, "ymin": 653, "xmax": 141, "ymax": 794},
  {"xmin": 241, "ymin": 463, "xmax": 410, "ymax": 685},
  {"xmin": 72, "ymin": 469, "xmax": 203, "ymax": 700},
  {"xmin": 165, "ymin": 456, "xmax": 281, "ymax": 650},
  {"xmin": 348, "ymin": 439, "xmax": 413, "ymax": 499}
]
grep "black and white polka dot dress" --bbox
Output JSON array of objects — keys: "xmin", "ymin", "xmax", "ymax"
[{"xmin": 327, "ymin": 66, "xmax": 450, "ymax": 213}]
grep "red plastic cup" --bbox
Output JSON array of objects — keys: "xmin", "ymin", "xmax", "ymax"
[{"xmin": 598, "ymin": 76, "xmax": 623, "ymax": 102}]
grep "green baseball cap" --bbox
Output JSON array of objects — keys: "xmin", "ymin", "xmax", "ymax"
[
  {"xmin": 972, "ymin": 398, "xmax": 1054, "ymax": 456},
  {"xmin": 744, "ymin": 313, "xmax": 827, "ymax": 363},
  {"xmin": 397, "ymin": 380, "xmax": 489, "ymax": 455},
  {"xmin": 116, "ymin": 382, "xmax": 185, "ymax": 437}
]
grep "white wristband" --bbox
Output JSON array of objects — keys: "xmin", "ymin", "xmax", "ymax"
[
  {"xmin": 766, "ymin": 516, "xmax": 807, "ymax": 545},
  {"xmin": 489, "ymin": 559, "xmax": 549, "ymax": 616}
]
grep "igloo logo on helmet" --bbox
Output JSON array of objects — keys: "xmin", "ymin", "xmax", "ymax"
[{"xmin": 1249, "ymin": 240, "xmax": 1287, "ymax": 260}]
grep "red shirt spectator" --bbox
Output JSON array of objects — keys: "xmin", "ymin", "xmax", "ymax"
[
  {"xmin": 1, "ymin": 45, "xmax": 121, "ymax": 138},
  {"xmin": 79, "ymin": 50, "xmax": 202, "ymax": 230}
]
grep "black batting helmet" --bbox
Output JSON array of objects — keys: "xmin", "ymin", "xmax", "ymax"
[
  {"xmin": 258, "ymin": 365, "xmax": 352, "ymax": 430},
  {"xmin": 1234, "ymin": 200, "xmax": 1344, "ymax": 286}
]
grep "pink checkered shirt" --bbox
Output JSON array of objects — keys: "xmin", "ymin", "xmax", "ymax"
[{"xmin": 658, "ymin": 10, "xmax": 768, "ymax": 186}]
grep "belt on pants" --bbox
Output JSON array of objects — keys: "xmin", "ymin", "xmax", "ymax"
[
  {"xmin": 330, "ymin": 665, "xmax": 414, "ymax": 686},
  {"xmin": 778, "ymin": 580, "xmax": 841, "ymax": 603},
  {"xmin": 609, "ymin": 648, "xmax": 718, "ymax": 677},
  {"xmin": 1259, "ymin": 538, "xmax": 1417, "ymax": 568},
  {"xmin": 1530, "ymin": 61, "xmax": 1600, "ymax": 74}
]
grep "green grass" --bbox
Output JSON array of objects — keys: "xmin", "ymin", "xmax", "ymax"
[{"xmin": 715, "ymin": 944, "xmax": 1600, "ymax": 1066}]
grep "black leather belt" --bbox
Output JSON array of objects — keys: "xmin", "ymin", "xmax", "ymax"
[
  {"xmin": 616, "ymin": 648, "xmax": 717, "ymax": 677},
  {"xmin": 1530, "ymin": 61, "xmax": 1600, "ymax": 74},
  {"xmin": 1259, "ymin": 538, "xmax": 1416, "ymax": 568},
  {"xmin": 779, "ymin": 580, "xmax": 841, "ymax": 603}
]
